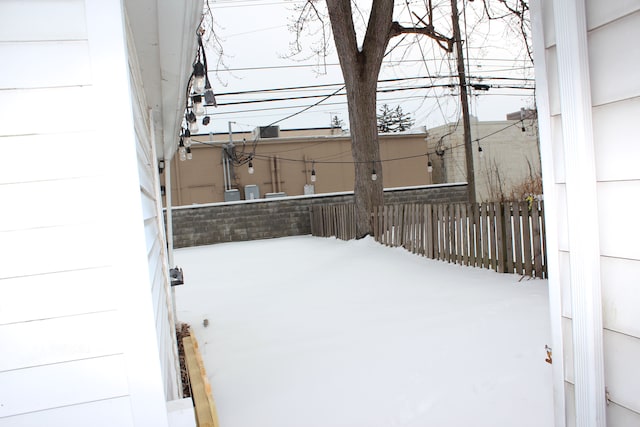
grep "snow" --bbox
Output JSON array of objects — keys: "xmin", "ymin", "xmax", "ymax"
[{"xmin": 175, "ymin": 235, "xmax": 553, "ymax": 427}]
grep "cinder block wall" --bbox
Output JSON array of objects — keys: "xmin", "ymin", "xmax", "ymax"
[{"xmin": 169, "ymin": 183, "xmax": 468, "ymax": 248}]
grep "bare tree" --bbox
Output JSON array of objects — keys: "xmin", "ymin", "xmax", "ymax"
[
  {"xmin": 291, "ymin": 1, "xmax": 452, "ymax": 237},
  {"xmin": 289, "ymin": 1, "xmax": 531, "ymax": 237}
]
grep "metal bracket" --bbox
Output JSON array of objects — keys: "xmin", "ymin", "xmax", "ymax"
[{"xmin": 170, "ymin": 267, "xmax": 184, "ymax": 286}]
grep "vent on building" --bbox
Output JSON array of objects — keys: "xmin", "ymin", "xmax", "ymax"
[{"xmin": 253, "ymin": 126, "xmax": 280, "ymax": 139}]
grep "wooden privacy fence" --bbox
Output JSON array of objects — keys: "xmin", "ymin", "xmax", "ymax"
[
  {"xmin": 311, "ymin": 201, "xmax": 546, "ymax": 278},
  {"xmin": 310, "ymin": 203, "xmax": 358, "ymax": 240}
]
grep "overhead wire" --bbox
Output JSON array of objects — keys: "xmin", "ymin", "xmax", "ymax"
[{"xmin": 197, "ymin": 119, "xmax": 528, "ymax": 167}]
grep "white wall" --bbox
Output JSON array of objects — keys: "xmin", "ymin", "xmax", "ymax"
[
  {"xmin": 533, "ymin": 0, "xmax": 640, "ymax": 425},
  {"xmin": 0, "ymin": 0, "xmax": 173, "ymax": 425}
]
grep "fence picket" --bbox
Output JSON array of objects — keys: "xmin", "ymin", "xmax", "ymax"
[
  {"xmin": 489, "ymin": 203, "xmax": 498, "ymax": 272},
  {"xmin": 531, "ymin": 202, "xmax": 542, "ymax": 278},
  {"xmin": 504, "ymin": 202, "xmax": 514, "ymax": 273},
  {"xmin": 452, "ymin": 204, "xmax": 459, "ymax": 264},
  {"xmin": 495, "ymin": 202, "xmax": 505, "ymax": 273},
  {"xmin": 512, "ymin": 203, "xmax": 523, "ymax": 274},
  {"xmin": 521, "ymin": 202, "xmax": 533, "ymax": 276},
  {"xmin": 479, "ymin": 204, "xmax": 487, "ymax": 269}
]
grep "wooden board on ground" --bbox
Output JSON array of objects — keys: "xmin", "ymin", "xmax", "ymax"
[{"xmin": 183, "ymin": 334, "xmax": 220, "ymax": 427}]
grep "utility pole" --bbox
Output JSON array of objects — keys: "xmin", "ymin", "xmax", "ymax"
[{"xmin": 451, "ymin": 0, "xmax": 476, "ymax": 204}]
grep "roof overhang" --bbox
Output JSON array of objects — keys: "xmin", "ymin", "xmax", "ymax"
[{"xmin": 125, "ymin": 0, "xmax": 203, "ymax": 161}]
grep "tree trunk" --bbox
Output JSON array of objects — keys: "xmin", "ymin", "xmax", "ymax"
[
  {"xmin": 345, "ymin": 73, "xmax": 383, "ymax": 238},
  {"xmin": 326, "ymin": 0, "xmax": 394, "ymax": 238}
]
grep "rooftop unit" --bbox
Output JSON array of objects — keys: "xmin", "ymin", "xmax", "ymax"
[{"xmin": 253, "ymin": 126, "xmax": 280, "ymax": 139}]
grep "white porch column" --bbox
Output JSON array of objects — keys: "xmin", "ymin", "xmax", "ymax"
[{"xmin": 553, "ymin": 0, "xmax": 606, "ymax": 426}]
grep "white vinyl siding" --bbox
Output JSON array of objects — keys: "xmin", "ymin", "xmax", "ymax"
[
  {"xmin": 0, "ymin": 0, "xmax": 171, "ymax": 424},
  {"xmin": 127, "ymin": 18, "xmax": 181, "ymax": 401},
  {"xmin": 535, "ymin": 0, "xmax": 640, "ymax": 424}
]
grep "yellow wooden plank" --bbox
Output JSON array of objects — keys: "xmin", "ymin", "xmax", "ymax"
[{"xmin": 183, "ymin": 334, "xmax": 220, "ymax": 427}]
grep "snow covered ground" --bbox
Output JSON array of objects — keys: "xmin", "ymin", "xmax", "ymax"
[{"xmin": 175, "ymin": 235, "xmax": 553, "ymax": 427}]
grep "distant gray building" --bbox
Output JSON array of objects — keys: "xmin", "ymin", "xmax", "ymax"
[{"xmin": 427, "ymin": 114, "xmax": 541, "ymax": 202}]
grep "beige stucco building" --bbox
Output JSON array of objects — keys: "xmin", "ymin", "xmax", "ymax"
[
  {"xmin": 166, "ymin": 119, "xmax": 540, "ymax": 205},
  {"xmin": 165, "ymin": 126, "xmax": 434, "ymax": 205}
]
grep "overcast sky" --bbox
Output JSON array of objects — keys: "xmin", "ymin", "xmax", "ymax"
[{"xmin": 198, "ymin": 0, "xmax": 535, "ymax": 136}]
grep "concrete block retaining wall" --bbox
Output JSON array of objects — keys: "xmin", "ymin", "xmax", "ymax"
[{"xmin": 169, "ymin": 183, "xmax": 468, "ymax": 248}]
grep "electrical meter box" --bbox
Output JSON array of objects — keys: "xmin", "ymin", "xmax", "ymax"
[
  {"xmin": 224, "ymin": 189, "xmax": 240, "ymax": 202},
  {"xmin": 244, "ymin": 185, "xmax": 260, "ymax": 200}
]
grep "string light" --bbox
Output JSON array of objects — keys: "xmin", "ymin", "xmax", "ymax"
[
  {"xmin": 178, "ymin": 139, "xmax": 187, "ymax": 162},
  {"xmin": 190, "ymin": 116, "xmax": 530, "ymax": 168},
  {"xmin": 177, "ymin": 28, "xmax": 218, "ymax": 161},
  {"xmin": 204, "ymin": 80, "xmax": 216, "ymax": 106},
  {"xmin": 427, "ymin": 157, "xmax": 433, "ymax": 173},
  {"xmin": 311, "ymin": 161, "xmax": 317, "ymax": 182},
  {"xmin": 192, "ymin": 61, "xmax": 206, "ymax": 93},
  {"xmin": 192, "ymin": 95, "xmax": 205, "ymax": 116},
  {"xmin": 248, "ymin": 161, "xmax": 254, "ymax": 174},
  {"xmin": 183, "ymin": 129, "xmax": 192, "ymax": 147},
  {"xmin": 371, "ymin": 163, "xmax": 377, "ymax": 181},
  {"xmin": 186, "ymin": 111, "xmax": 198, "ymax": 133}
]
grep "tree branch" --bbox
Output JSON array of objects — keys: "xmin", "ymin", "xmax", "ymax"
[
  {"xmin": 390, "ymin": 21, "xmax": 453, "ymax": 52},
  {"xmin": 325, "ymin": 0, "xmax": 359, "ymax": 66},
  {"xmin": 361, "ymin": 0, "xmax": 395, "ymax": 67}
]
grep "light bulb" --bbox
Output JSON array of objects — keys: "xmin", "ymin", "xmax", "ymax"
[
  {"xmin": 183, "ymin": 135, "xmax": 191, "ymax": 147},
  {"xmin": 427, "ymin": 160, "xmax": 433, "ymax": 173},
  {"xmin": 311, "ymin": 169, "xmax": 316, "ymax": 182},
  {"xmin": 192, "ymin": 62, "xmax": 206, "ymax": 93},
  {"xmin": 186, "ymin": 147, "xmax": 192, "ymax": 160},
  {"xmin": 371, "ymin": 170, "xmax": 377, "ymax": 181},
  {"xmin": 248, "ymin": 162, "xmax": 254, "ymax": 174},
  {"xmin": 189, "ymin": 120, "xmax": 198, "ymax": 133},
  {"xmin": 478, "ymin": 145, "xmax": 484, "ymax": 158},
  {"xmin": 192, "ymin": 95, "xmax": 205, "ymax": 116},
  {"xmin": 204, "ymin": 80, "xmax": 216, "ymax": 105}
]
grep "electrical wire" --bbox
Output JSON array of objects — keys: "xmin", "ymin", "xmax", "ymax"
[{"xmin": 196, "ymin": 119, "xmax": 528, "ymax": 166}]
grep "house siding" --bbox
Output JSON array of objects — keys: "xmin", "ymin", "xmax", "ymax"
[
  {"xmin": 127, "ymin": 18, "xmax": 181, "ymax": 401},
  {"xmin": 533, "ymin": 0, "xmax": 640, "ymax": 425},
  {"xmin": 0, "ymin": 0, "xmax": 172, "ymax": 425}
]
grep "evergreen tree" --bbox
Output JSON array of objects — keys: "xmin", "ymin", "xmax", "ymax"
[
  {"xmin": 377, "ymin": 104, "xmax": 394, "ymax": 133},
  {"xmin": 393, "ymin": 105, "xmax": 414, "ymax": 132},
  {"xmin": 331, "ymin": 115, "xmax": 344, "ymax": 129},
  {"xmin": 377, "ymin": 104, "xmax": 414, "ymax": 133}
]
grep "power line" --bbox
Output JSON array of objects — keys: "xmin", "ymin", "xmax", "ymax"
[
  {"xmin": 204, "ymin": 91, "xmax": 532, "ymax": 117},
  {"xmin": 213, "ymin": 75, "xmax": 534, "ymax": 97},
  {"xmin": 212, "ymin": 82, "xmax": 533, "ymax": 107},
  {"xmin": 196, "ymin": 119, "xmax": 529, "ymax": 166},
  {"xmin": 211, "ymin": 59, "xmax": 533, "ymax": 73}
]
